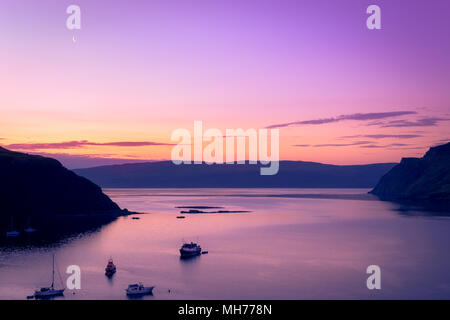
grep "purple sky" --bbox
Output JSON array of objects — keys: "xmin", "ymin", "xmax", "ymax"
[{"xmin": 1, "ymin": 0, "xmax": 449, "ymax": 167}]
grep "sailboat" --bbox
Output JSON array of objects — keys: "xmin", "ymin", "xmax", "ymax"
[
  {"xmin": 33, "ymin": 254, "xmax": 65, "ymax": 299},
  {"xmin": 6, "ymin": 216, "xmax": 20, "ymax": 237}
]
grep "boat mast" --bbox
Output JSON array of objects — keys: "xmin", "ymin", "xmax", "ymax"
[{"xmin": 51, "ymin": 254, "xmax": 55, "ymax": 289}]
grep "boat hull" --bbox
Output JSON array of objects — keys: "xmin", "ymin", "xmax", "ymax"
[
  {"xmin": 105, "ymin": 269, "xmax": 116, "ymax": 277},
  {"xmin": 34, "ymin": 289, "xmax": 65, "ymax": 298},
  {"xmin": 180, "ymin": 249, "xmax": 201, "ymax": 258},
  {"xmin": 126, "ymin": 286, "xmax": 154, "ymax": 296}
]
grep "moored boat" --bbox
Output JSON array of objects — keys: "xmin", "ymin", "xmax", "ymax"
[
  {"xmin": 33, "ymin": 254, "xmax": 65, "ymax": 299},
  {"xmin": 105, "ymin": 258, "xmax": 116, "ymax": 277},
  {"xmin": 6, "ymin": 217, "xmax": 20, "ymax": 237},
  {"xmin": 34, "ymin": 287, "xmax": 65, "ymax": 298},
  {"xmin": 179, "ymin": 242, "xmax": 202, "ymax": 258},
  {"xmin": 6, "ymin": 230, "xmax": 20, "ymax": 237},
  {"xmin": 125, "ymin": 283, "xmax": 154, "ymax": 296}
]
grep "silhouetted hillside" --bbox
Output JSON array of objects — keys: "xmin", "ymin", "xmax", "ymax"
[
  {"xmin": 74, "ymin": 161, "xmax": 396, "ymax": 188},
  {"xmin": 370, "ymin": 142, "xmax": 450, "ymax": 200},
  {"xmin": 0, "ymin": 147, "xmax": 127, "ymax": 233}
]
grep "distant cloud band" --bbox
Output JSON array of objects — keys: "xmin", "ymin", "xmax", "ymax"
[
  {"xmin": 372, "ymin": 117, "xmax": 450, "ymax": 128},
  {"xmin": 293, "ymin": 141, "xmax": 372, "ymax": 148},
  {"xmin": 267, "ymin": 111, "xmax": 417, "ymax": 129},
  {"xmin": 293, "ymin": 142, "xmax": 412, "ymax": 149},
  {"xmin": 6, "ymin": 140, "xmax": 174, "ymax": 151},
  {"xmin": 339, "ymin": 134, "xmax": 421, "ymax": 139}
]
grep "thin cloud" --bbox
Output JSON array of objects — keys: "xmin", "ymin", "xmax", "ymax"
[
  {"xmin": 385, "ymin": 146, "xmax": 427, "ymax": 150},
  {"xmin": 266, "ymin": 111, "xmax": 416, "ymax": 129},
  {"xmin": 92, "ymin": 141, "xmax": 174, "ymax": 147},
  {"xmin": 359, "ymin": 143, "xmax": 410, "ymax": 148},
  {"xmin": 6, "ymin": 140, "xmax": 174, "ymax": 151},
  {"xmin": 293, "ymin": 141, "xmax": 372, "ymax": 148},
  {"xmin": 339, "ymin": 134, "xmax": 421, "ymax": 139},
  {"xmin": 359, "ymin": 145, "xmax": 383, "ymax": 149},
  {"xmin": 374, "ymin": 117, "xmax": 450, "ymax": 128}
]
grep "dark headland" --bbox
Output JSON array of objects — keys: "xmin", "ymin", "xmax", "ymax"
[
  {"xmin": 0, "ymin": 146, "xmax": 132, "ymax": 238},
  {"xmin": 370, "ymin": 142, "xmax": 450, "ymax": 201}
]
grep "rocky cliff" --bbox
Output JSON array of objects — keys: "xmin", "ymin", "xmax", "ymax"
[{"xmin": 370, "ymin": 142, "xmax": 450, "ymax": 200}]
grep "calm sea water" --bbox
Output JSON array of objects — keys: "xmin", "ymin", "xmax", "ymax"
[{"xmin": 1, "ymin": 188, "xmax": 450, "ymax": 300}]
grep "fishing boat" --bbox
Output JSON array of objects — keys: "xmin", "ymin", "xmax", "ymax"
[
  {"xmin": 6, "ymin": 217, "xmax": 20, "ymax": 237},
  {"xmin": 105, "ymin": 258, "xmax": 117, "ymax": 277},
  {"xmin": 33, "ymin": 254, "xmax": 65, "ymax": 299},
  {"xmin": 179, "ymin": 242, "xmax": 202, "ymax": 258},
  {"xmin": 125, "ymin": 283, "xmax": 154, "ymax": 296}
]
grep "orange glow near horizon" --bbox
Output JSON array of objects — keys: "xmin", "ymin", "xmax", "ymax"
[{"xmin": 1, "ymin": 117, "xmax": 447, "ymax": 167}]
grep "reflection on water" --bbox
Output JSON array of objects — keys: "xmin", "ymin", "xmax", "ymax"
[
  {"xmin": 0, "ymin": 188, "xmax": 450, "ymax": 299},
  {"xmin": 179, "ymin": 255, "xmax": 202, "ymax": 264}
]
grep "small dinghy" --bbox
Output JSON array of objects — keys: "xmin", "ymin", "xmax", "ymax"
[
  {"xmin": 6, "ymin": 230, "xmax": 20, "ymax": 237},
  {"xmin": 126, "ymin": 283, "xmax": 154, "ymax": 296}
]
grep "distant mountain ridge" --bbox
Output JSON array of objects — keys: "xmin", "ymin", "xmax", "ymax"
[
  {"xmin": 74, "ymin": 160, "xmax": 397, "ymax": 188},
  {"xmin": 370, "ymin": 142, "xmax": 450, "ymax": 200}
]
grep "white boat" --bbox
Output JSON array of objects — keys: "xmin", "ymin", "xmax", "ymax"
[
  {"xmin": 126, "ymin": 283, "xmax": 154, "ymax": 296},
  {"xmin": 6, "ymin": 217, "xmax": 20, "ymax": 237},
  {"xmin": 33, "ymin": 254, "xmax": 65, "ymax": 299},
  {"xmin": 179, "ymin": 242, "xmax": 202, "ymax": 258}
]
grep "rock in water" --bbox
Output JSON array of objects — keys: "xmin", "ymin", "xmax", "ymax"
[
  {"xmin": 0, "ymin": 147, "xmax": 124, "ymax": 231},
  {"xmin": 370, "ymin": 142, "xmax": 450, "ymax": 200}
]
